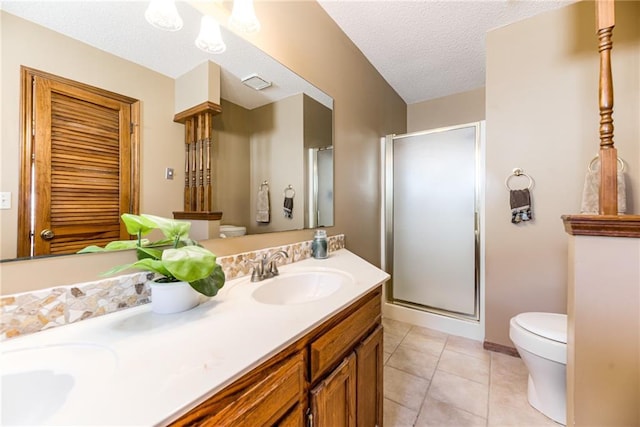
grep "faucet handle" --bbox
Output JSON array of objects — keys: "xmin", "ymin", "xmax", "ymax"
[
  {"xmin": 268, "ymin": 262, "xmax": 280, "ymax": 276},
  {"xmin": 267, "ymin": 250, "xmax": 288, "ymax": 276},
  {"xmin": 246, "ymin": 259, "xmax": 263, "ymax": 282}
]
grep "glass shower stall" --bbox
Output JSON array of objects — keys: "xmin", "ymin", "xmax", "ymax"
[{"xmin": 384, "ymin": 122, "xmax": 483, "ymax": 321}]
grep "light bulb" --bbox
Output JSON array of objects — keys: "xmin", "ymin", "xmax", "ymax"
[
  {"xmin": 229, "ymin": 0, "xmax": 260, "ymax": 34},
  {"xmin": 195, "ymin": 16, "xmax": 226, "ymax": 54},
  {"xmin": 145, "ymin": 0, "xmax": 183, "ymax": 31}
]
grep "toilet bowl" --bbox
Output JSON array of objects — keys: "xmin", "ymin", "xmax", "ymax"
[
  {"xmin": 219, "ymin": 225, "xmax": 246, "ymax": 238},
  {"xmin": 509, "ymin": 312, "xmax": 567, "ymax": 425}
]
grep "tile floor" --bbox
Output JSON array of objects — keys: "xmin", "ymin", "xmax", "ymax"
[{"xmin": 382, "ymin": 318, "xmax": 561, "ymax": 427}]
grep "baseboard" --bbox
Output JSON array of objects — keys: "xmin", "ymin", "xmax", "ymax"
[{"xmin": 483, "ymin": 341, "xmax": 519, "ymax": 357}]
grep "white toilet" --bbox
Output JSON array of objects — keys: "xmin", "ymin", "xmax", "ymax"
[
  {"xmin": 509, "ymin": 312, "xmax": 567, "ymax": 425},
  {"xmin": 219, "ymin": 225, "xmax": 247, "ymax": 238}
]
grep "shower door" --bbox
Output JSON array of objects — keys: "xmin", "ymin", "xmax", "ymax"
[
  {"xmin": 385, "ymin": 123, "xmax": 481, "ymax": 319},
  {"xmin": 307, "ymin": 147, "xmax": 334, "ymax": 228}
]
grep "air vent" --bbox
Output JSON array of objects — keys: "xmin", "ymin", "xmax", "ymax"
[{"xmin": 241, "ymin": 74, "xmax": 272, "ymax": 90}]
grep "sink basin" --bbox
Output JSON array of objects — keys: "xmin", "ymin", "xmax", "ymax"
[
  {"xmin": 252, "ymin": 269, "xmax": 354, "ymax": 305},
  {"xmin": 1, "ymin": 343, "xmax": 117, "ymax": 425}
]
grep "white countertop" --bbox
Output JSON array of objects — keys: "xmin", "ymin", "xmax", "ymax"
[{"xmin": 0, "ymin": 249, "xmax": 390, "ymax": 426}]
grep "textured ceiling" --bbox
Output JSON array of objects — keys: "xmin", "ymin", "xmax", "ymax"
[
  {"xmin": 2, "ymin": 1, "xmax": 577, "ymax": 107},
  {"xmin": 0, "ymin": 1, "xmax": 332, "ymax": 110},
  {"xmin": 318, "ymin": 0, "xmax": 577, "ymax": 104}
]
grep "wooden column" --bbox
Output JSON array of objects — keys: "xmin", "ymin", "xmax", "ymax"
[
  {"xmin": 596, "ymin": 0, "xmax": 618, "ymax": 215},
  {"xmin": 173, "ymin": 101, "xmax": 222, "ymax": 219}
]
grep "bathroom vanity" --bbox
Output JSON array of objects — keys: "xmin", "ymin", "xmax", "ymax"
[
  {"xmin": 172, "ymin": 286, "xmax": 382, "ymax": 426},
  {"xmin": 0, "ymin": 249, "xmax": 389, "ymax": 426}
]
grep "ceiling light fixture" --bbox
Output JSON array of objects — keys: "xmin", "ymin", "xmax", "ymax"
[
  {"xmin": 195, "ymin": 16, "xmax": 227, "ymax": 54},
  {"xmin": 144, "ymin": 0, "xmax": 260, "ymax": 55},
  {"xmin": 241, "ymin": 74, "xmax": 272, "ymax": 91},
  {"xmin": 144, "ymin": 0, "xmax": 183, "ymax": 31},
  {"xmin": 229, "ymin": 0, "xmax": 261, "ymax": 34}
]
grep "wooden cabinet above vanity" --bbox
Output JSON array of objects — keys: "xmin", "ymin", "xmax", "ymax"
[{"xmin": 170, "ymin": 286, "xmax": 383, "ymax": 427}]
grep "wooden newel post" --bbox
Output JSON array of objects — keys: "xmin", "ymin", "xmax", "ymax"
[
  {"xmin": 173, "ymin": 101, "xmax": 222, "ymax": 214},
  {"xmin": 596, "ymin": 0, "xmax": 618, "ymax": 215}
]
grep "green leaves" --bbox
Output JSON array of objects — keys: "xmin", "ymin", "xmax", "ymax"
[
  {"xmin": 121, "ymin": 213, "xmax": 156, "ymax": 237},
  {"xmin": 141, "ymin": 214, "xmax": 190, "ymax": 243},
  {"xmin": 79, "ymin": 213, "xmax": 225, "ymax": 297},
  {"xmin": 190, "ymin": 264, "xmax": 226, "ymax": 297},
  {"xmin": 162, "ymin": 246, "xmax": 216, "ymax": 283},
  {"xmin": 77, "ymin": 239, "xmax": 149, "ymax": 253}
]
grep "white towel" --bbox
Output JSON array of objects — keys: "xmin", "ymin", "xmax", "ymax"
[
  {"xmin": 256, "ymin": 187, "xmax": 270, "ymax": 223},
  {"xmin": 580, "ymin": 164, "xmax": 626, "ymax": 214}
]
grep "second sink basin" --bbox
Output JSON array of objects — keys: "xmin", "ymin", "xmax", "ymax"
[
  {"xmin": 251, "ymin": 269, "xmax": 354, "ymax": 305},
  {"xmin": 1, "ymin": 343, "xmax": 118, "ymax": 426}
]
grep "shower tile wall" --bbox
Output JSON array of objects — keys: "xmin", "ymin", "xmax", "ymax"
[{"xmin": 382, "ymin": 318, "xmax": 560, "ymax": 426}]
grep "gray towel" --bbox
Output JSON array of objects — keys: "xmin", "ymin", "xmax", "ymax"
[
  {"xmin": 510, "ymin": 189, "xmax": 532, "ymax": 223},
  {"xmin": 256, "ymin": 187, "xmax": 270, "ymax": 223},
  {"xmin": 283, "ymin": 197, "xmax": 293, "ymax": 219}
]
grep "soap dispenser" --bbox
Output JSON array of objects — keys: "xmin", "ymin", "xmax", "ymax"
[{"xmin": 311, "ymin": 229, "xmax": 328, "ymax": 259}]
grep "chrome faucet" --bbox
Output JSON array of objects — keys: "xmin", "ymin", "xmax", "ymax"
[{"xmin": 250, "ymin": 250, "xmax": 289, "ymax": 282}]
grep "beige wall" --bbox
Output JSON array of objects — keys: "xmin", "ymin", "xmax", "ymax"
[
  {"xmin": 249, "ymin": 94, "xmax": 305, "ymax": 234},
  {"xmin": 303, "ymin": 94, "xmax": 333, "ymax": 150},
  {"xmin": 250, "ymin": 1, "xmax": 407, "ymax": 264},
  {"xmin": 0, "ymin": 11, "xmax": 184, "ymax": 260},
  {"xmin": 1, "ymin": 2, "xmax": 406, "ymax": 294},
  {"xmin": 174, "ymin": 61, "xmax": 221, "ymax": 114},
  {"xmin": 485, "ymin": 0, "xmax": 640, "ymax": 346},
  {"xmin": 567, "ymin": 234, "xmax": 640, "ymax": 426},
  {"xmin": 407, "ymin": 87, "xmax": 486, "ymax": 133},
  {"xmin": 212, "ymin": 99, "xmax": 251, "ymax": 228}
]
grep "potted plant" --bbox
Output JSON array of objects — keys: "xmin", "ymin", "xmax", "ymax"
[{"xmin": 80, "ymin": 213, "xmax": 225, "ymax": 314}]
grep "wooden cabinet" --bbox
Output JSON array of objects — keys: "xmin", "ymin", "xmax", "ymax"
[
  {"xmin": 311, "ymin": 353, "xmax": 357, "ymax": 427},
  {"xmin": 310, "ymin": 294, "xmax": 382, "ymax": 382},
  {"xmin": 310, "ymin": 326, "xmax": 384, "ymax": 427},
  {"xmin": 170, "ymin": 352, "xmax": 306, "ymax": 426},
  {"xmin": 356, "ymin": 325, "xmax": 383, "ymax": 427},
  {"xmin": 170, "ymin": 286, "xmax": 382, "ymax": 427}
]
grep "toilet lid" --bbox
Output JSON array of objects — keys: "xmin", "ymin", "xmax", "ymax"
[{"xmin": 514, "ymin": 312, "xmax": 567, "ymax": 344}]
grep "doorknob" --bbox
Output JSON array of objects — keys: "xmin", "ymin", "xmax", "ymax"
[{"xmin": 40, "ymin": 229, "xmax": 55, "ymax": 240}]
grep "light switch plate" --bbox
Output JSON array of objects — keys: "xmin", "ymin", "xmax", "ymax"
[
  {"xmin": 165, "ymin": 168, "xmax": 174, "ymax": 180},
  {"xmin": 0, "ymin": 192, "xmax": 11, "ymax": 209}
]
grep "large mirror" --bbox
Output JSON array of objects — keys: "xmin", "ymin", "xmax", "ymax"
[{"xmin": 0, "ymin": 1, "xmax": 334, "ymax": 261}]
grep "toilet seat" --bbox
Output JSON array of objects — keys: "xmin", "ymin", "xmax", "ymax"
[
  {"xmin": 510, "ymin": 313, "xmax": 567, "ymax": 364},
  {"xmin": 220, "ymin": 225, "xmax": 246, "ymax": 237},
  {"xmin": 514, "ymin": 312, "xmax": 566, "ymax": 344}
]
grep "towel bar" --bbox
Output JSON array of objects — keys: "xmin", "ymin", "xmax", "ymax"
[
  {"xmin": 588, "ymin": 155, "xmax": 625, "ymax": 173},
  {"xmin": 505, "ymin": 168, "xmax": 534, "ymax": 190},
  {"xmin": 284, "ymin": 185, "xmax": 295, "ymax": 198}
]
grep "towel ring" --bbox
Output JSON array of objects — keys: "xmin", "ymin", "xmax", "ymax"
[
  {"xmin": 588, "ymin": 155, "xmax": 625, "ymax": 173},
  {"xmin": 505, "ymin": 168, "xmax": 534, "ymax": 190},
  {"xmin": 284, "ymin": 185, "xmax": 295, "ymax": 198},
  {"xmin": 260, "ymin": 181, "xmax": 269, "ymax": 190}
]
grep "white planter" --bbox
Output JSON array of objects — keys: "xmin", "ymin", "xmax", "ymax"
[{"xmin": 150, "ymin": 280, "xmax": 200, "ymax": 314}]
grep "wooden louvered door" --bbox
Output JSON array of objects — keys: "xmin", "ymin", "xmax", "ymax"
[{"xmin": 18, "ymin": 68, "xmax": 139, "ymax": 257}]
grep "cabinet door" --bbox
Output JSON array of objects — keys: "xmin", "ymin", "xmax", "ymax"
[
  {"xmin": 277, "ymin": 403, "xmax": 304, "ymax": 427},
  {"xmin": 310, "ymin": 295, "xmax": 380, "ymax": 382},
  {"xmin": 310, "ymin": 353, "xmax": 357, "ymax": 427},
  {"xmin": 171, "ymin": 352, "xmax": 305, "ymax": 426},
  {"xmin": 356, "ymin": 325, "xmax": 383, "ymax": 427}
]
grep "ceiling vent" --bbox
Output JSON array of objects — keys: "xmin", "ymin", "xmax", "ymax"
[{"xmin": 241, "ymin": 74, "xmax": 272, "ymax": 90}]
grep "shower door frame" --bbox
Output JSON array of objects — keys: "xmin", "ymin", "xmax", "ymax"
[{"xmin": 384, "ymin": 122, "xmax": 483, "ymax": 322}]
